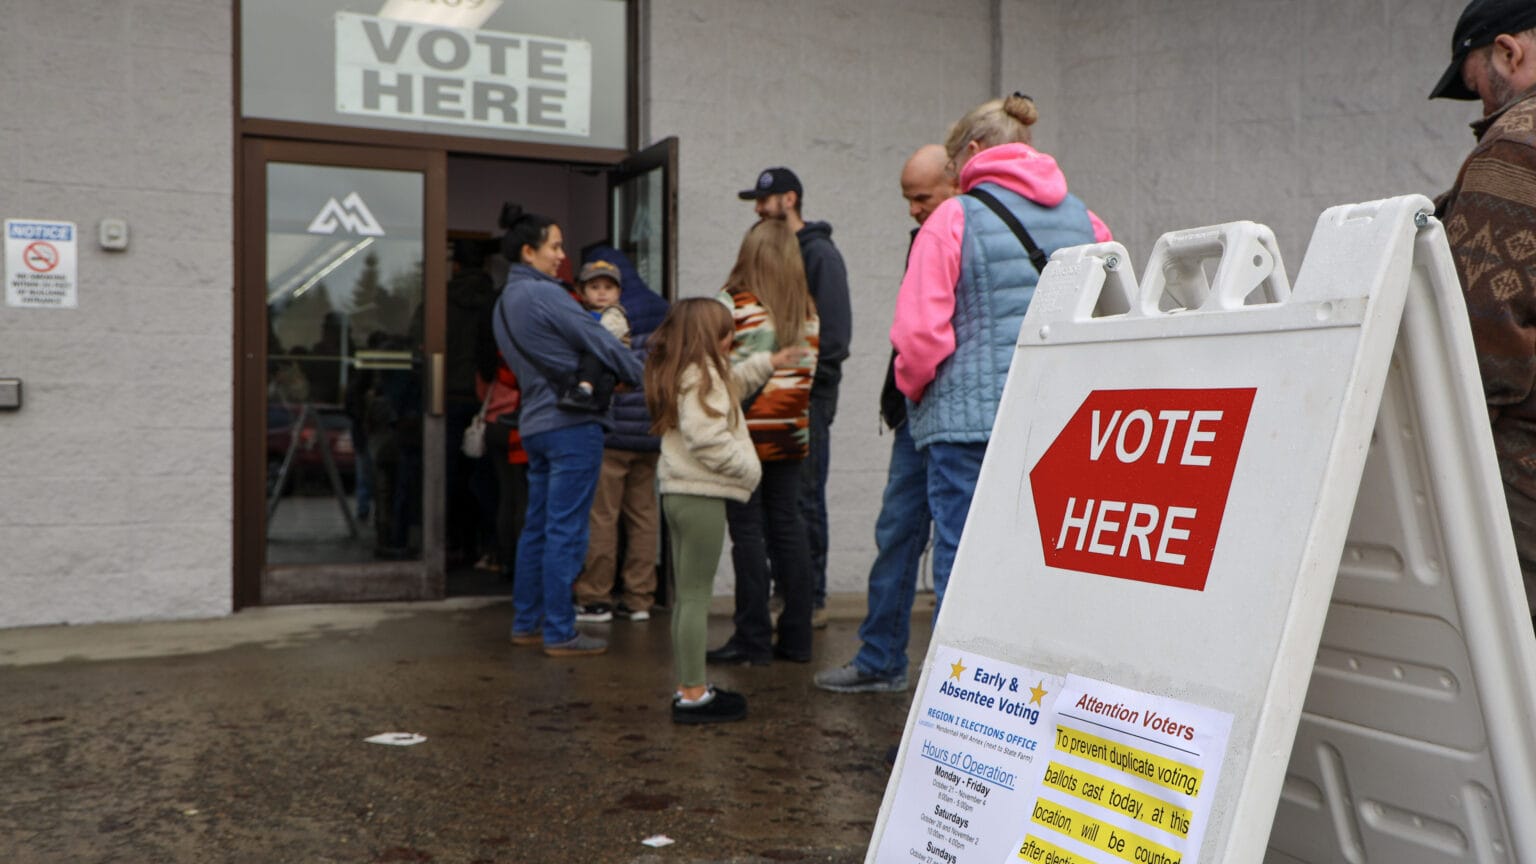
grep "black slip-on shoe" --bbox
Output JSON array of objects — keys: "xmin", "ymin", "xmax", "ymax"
[{"xmin": 672, "ymin": 688, "xmax": 748, "ymax": 725}]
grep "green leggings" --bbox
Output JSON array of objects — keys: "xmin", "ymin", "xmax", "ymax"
[{"xmin": 663, "ymin": 493, "xmax": 727, "ymax": 688}]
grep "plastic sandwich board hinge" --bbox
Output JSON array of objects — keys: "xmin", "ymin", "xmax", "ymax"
[{"xmin": 863, "ymin": 195, "xmax": 1536, "ymax": 864}]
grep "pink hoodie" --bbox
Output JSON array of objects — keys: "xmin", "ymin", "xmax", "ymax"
[{"xmin": 891, "ymin": 142, "xmax": 1111, "ymax": 402}]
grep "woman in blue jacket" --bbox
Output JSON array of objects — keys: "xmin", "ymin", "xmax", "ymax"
[{"xmin": 492, "ymin": 207, "xmax": 642, "ymax": 657}]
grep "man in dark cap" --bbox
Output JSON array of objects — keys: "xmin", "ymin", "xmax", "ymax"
[
  {"xmin": 738, "ymin": 166, "xmax": 852, "ymax": 628},
  {"xmin": 1432, "ymin": 0, "xmax": 1536, "ymax": 624}
]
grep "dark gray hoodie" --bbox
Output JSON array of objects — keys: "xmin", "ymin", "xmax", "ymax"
[{"xmin": 797, "ymin": 221, "xmax": 851, "ymax": 390}]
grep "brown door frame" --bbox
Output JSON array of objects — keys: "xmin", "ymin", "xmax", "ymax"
[
  {"xmin": 234, "ymin": 139, "xmax": 447, "ymax": 608},
  {"xmin": 231, "ymin": 0, "xmax": 651, "ymax": 609}
]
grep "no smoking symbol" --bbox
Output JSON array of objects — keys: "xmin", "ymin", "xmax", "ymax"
[{"xmin": 23, "ymin": 241, "xmax": 59, "ymax": 273}]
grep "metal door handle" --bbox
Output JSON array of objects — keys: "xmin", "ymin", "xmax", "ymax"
[{"xmin": 428, "ymin": 352, "xmax": 445, "ymax": 416}]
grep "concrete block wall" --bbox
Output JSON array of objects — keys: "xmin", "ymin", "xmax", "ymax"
[
  {"xmin": 0, "ymin": 1, "xmax": 234, "ymax": 627},
  {"xmin": 1002, "ymin": 0, "xmax": 1483, "ymax": 278},
  {"xmin": 646, "ymin": 0, "xmax": 996, "ymax": 595}
]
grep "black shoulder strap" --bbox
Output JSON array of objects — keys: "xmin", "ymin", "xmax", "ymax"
[
  {"xmin": 496, "ymin": 299, "xmax": 568, "ymax": 387},
  {"xmin": 965, "ymin": 187, "xmax": 1050, "ymax": 273}
]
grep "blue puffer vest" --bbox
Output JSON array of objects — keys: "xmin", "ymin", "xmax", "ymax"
[
  {"xmin": 909, "ymin": 183, "xmax": 1095, "ymax": 449},
  {"xmin": 605, "ymin": 331, "xmax": 659, "ymax": 452}
]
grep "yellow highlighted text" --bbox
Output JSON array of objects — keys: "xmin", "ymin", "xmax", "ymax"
[{"xmin": 1053, "ymin": 724, "xmax": 1203, "ymax": 797}]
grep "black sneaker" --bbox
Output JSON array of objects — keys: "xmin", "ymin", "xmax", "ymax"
[
  {"xmin": 614, "ymin": 603, "xmax": 651, "ymax": 622},
  {"xmin": 574, "ymin": 603, "xmax": 613, "ymax": 623},
  {"xmin": 672, "ymin": 687, "xmax": 748, "ymax": 725}
]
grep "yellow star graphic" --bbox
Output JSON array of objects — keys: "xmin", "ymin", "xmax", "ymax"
[
  {"xmin": 948, "ymin": 659, "xmax": 967, "ymax": 681},
  {"xmin": 1029, "ymin": 680, "xmax": 1048, "ymax": 706}
]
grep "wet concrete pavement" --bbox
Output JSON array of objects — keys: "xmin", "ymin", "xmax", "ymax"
[{"xmin": 0, "ymin": 597, "xmax": 934, "ymax": 863}]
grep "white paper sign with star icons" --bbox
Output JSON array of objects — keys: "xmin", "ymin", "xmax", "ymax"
[{"xmin": 875, "ymin": 645, "xmax": 1066, "ymax": 864}]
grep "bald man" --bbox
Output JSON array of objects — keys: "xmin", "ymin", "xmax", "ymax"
[{"xmin": 815, "ymin": 145, "xmax": 959, "ymax": 694}]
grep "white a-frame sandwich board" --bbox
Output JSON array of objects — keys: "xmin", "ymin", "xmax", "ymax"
[{"xmin": 867, "ymin": 195, "xmax": 1536, "ymax": 864}]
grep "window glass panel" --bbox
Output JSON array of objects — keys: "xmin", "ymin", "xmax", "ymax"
[
  {"xmin": 265, "ymin": 163, "xmax": 425, "ymax": 566},
  {"xmin": 612, "ymin": 167, "xmax": 663, "ymax": 295}
]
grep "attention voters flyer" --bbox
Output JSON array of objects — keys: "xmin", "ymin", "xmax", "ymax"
[
  {"xmin": 1006, "ymin": 675, "xmax": 1234, "ymax": 864},
  {"xmin": 875, "ymin": 645, "xmax": 1067, "ymax": 864}
]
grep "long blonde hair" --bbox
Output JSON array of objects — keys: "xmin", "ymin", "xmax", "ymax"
[
  {"xmin": 645, "ymin": 298, "xmax": 739, "ymax": 435},
  {"xmin": 724, "ymin": 219, "xmax": 812, "ymax": 346},
  {"xmin": 944, "ymin": 92, "xmax": 1039, "ymax": 165}
]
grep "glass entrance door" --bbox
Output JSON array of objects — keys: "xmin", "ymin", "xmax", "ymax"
[
  {"xmin": 609, "ymin": 137, "xmax": 677, "ymax": 300},
  {"xmin": 237, "ymin": 141, "xmax": 447, "ymax": 606}
]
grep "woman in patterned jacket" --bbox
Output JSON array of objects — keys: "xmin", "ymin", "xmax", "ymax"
[{"xmin": 706, "ymin": 219, "xmax": 821, "ymax": 666}]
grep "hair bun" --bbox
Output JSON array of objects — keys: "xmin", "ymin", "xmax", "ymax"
[
  {"xmin": 1004, "ymin": 92, "xmax": 1038, "ymax": 127},
  {"xmin": 498, "ymin": 202, "xmax": 525, "ymax": 230}
]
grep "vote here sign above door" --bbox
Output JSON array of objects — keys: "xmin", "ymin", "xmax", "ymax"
[{"xmin": 334, "ymin": 12, "xmax": 594, "ymax": 137}]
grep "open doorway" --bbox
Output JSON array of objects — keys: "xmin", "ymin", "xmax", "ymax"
[
  {"xmin": 440, "ymin": 141, "xmax": 675, "ymax": 597},
  {"xmin": 441, "ymin": 156, "xmax": 606, "ymax": 596}
]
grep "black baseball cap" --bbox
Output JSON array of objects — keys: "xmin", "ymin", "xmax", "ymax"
[
  {"xmin": 737, "ymin": 167, "xmax": 803, "ymax": 200},
  {"xmin": 1430, "ymin": 0, "xmax": 1536, "ymax": 99}
]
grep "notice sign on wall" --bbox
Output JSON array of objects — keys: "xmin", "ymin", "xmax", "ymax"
[
  {"xmin": 877, "ymin": 646, "xmax": 1066, "ymax": 864},
  {"xmin": 5, "ymin": 219, "xmax": 77, "ymax": 308},
  {"xmin": 334, "ymin": 12, "xmax": 593, "ymax": 137},
  {"xmin": 1009, "ymin": 676, "xmax": 1231, "ymax": 864}
]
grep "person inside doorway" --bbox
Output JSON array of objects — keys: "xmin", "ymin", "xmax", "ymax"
[{"xmin": 446, "ymin": 239, "xmax": 498, "ymax": 571}]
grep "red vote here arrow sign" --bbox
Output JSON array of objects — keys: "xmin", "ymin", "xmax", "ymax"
[{"xmin": 1029, "ymin": 388, "xmax": 1256, "ymax": 591}]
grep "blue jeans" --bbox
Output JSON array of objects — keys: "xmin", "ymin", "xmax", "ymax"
[
  {"xmin": 851, "ymin": 423, "xmax": 931, "ymax": 678},
  {"xmin": 925, "ymin": 440, "xmax": 987, "ymax": 609},
  {"xmin": 512, "ymin": 423, "xmax": 604, "ymax": 645}
]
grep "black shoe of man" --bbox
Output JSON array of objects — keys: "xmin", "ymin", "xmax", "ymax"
[{"xmin": 705, "ymin": 642, "xmax": 770, "ymax": 666}]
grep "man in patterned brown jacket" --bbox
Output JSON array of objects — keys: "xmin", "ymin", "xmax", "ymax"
[{"xmin": 1432, "ymin": 0, "xmax": 1536, "ymax": 623}]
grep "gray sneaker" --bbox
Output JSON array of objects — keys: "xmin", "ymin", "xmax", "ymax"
[
  {"xmin": 813, "ymin": 663, "xmax": 908, "ymax": 693},
  {"xmin": 543, "ymin": 633, "xmax": 608, "ymax": 657}
]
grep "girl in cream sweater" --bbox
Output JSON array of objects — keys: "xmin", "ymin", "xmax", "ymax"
[{"xmin": 645, "ymin": 298, "xmax": 803, "ymax": 724}]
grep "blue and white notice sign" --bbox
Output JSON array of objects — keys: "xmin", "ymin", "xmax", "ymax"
[
  {"xmin": 5, "ymin": 219, "xmax": 78, "ymax": 308},
  {"xmin": 876, "ymin": 645, "xmax": 1066, "ymax": 864}
]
